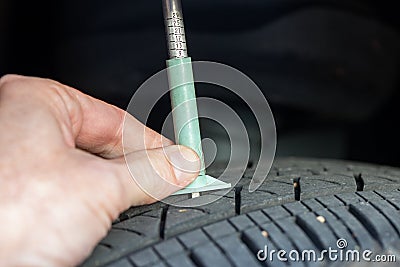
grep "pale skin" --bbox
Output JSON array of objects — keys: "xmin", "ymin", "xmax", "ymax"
[{"xmin": 0, "ymin": 75, "xmax": 200, "ymax": 266}]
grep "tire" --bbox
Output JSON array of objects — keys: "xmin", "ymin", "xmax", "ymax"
[{"xmin": 81, "ymin": 158, "xmax": 400, "ymax": 267}]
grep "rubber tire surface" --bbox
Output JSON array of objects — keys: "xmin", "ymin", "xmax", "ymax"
[{"xmin": 81, "ymin": 158, "xmax": 400, "ymax": 267}]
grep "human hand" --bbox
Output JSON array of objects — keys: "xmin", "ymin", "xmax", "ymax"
[{"xmin": 0, "ymin": 75, "xmax": 200, "ymax": 266}]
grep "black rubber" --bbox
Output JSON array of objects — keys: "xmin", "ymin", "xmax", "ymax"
[{"xmin": 81, "ymin": 158, "xmax": 400, "ymax": 267}]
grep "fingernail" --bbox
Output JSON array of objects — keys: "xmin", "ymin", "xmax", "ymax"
[{"xmin": 164, "ymin": 145, "xmax": 200, "ymax": 184}]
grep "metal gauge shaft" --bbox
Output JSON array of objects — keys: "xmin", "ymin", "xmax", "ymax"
[{"xmin": 162, "ymin": 0, "xmax": 188, "ymax": 59}]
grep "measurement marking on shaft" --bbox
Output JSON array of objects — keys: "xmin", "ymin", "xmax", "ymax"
[{"xmin": 168, "ymin": 33, "xmax": 186, "ymax": 36}]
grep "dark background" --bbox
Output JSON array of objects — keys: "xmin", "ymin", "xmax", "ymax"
[{"xmin": 1, "ymin": 0, "xmax": 399, "ymax": 166}]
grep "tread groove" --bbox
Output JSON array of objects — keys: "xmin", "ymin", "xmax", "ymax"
[
  {"xmin": 159, "ymin": 205, "xmax": 169, "ymax": 240},
  {"xmin": 373, "ymin": 190, "xmax": 400, "ymax": 210},
  {"xmin": 333, "ymin": 195, "xmax": 347, "ymax": 205},
  {"xmin": 199, "ymin": 228, "xmax": 236, "ymax": 267},
  {"xmin": 347, "ymin": 202, "xmax": 398, "ymax": 248},
  {"xmin": 242, "ymin": 225, "xmax": 286, "ymax": 267},
  {"xmin": 111, "ymin": 227, "xmax": 144, "ymax": 236},
  {"xmin": 354, "ymin": 173, "xmax": 364, "ymax": 191},
  {"xmin": 373, "ymin": 190, "xmax": 387, "ymax": 200},
  {"xmin": 98, "ymin": 243, "xmax": 113, "ymax": 250},
  {"xmin": 356, "ymin": 192, "xmax": 400, "ymax": 237},
  {"xmin": 265, "ymin": 217, "xmax": 307, "ymax": 267},
  {"xmin": 325, "ymin": 208, "xmax": 362, "ymax": 248},
  {"xmin": 299, "ymin": 201, "xmax": 312, "ymax": 211},
  {"xmin": 293, "ymin": 177, "xmax": 301, "ymax": 201},
  {"xmin": 369, "ymin": 202, "xmax": 400, "ymax": 237},
  {"xmin": 311, "ymin": 178, "xmax": 343, "ymax": 186},
  {"xmin": 256, "ymin": 189, "xmax": 277, "ymax": 195},
  {"xmin": 234, "ymin": 186, "xmax": 243, "ymax": 215},
  {"xmin": 294, "ymin": 216, "xmax": 327, "ymax": 251},
  {"xmin": 281, "ymin": 205, "xmax": 294, "ymax": 216},
  {"xmin": 313, "ymin": 198, "xmax": 328, "ymax": 208}
]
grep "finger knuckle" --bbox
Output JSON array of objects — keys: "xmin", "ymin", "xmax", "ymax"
[{"xmin": 0, "ymin": 74, "xmax": 23, "ymax": 88}]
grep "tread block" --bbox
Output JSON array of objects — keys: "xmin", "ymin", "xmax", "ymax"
[
  {"xmin": 100, "ymin": 229, "xmax": 142, "ymax": 249},
  {"xmin": 263, "ymin": 206, "xmax": 291, "ymax": 220},
  {"xmin": 367, "ymin": 200, "xmax": 400, "ymax": 235},
  {"xmin": 216, "ymin": 235, "xmax": 262, "ymax": 267},
  {"xmin": 247, "ymin": 210, "xmax": 271, "ymax": 225},
  {"xmin": 276, "ymin": 218, "xmax": 322, "ymax": 267},
  {"xmin": 283, "ymin": 202, "xmax": 310, "ymax": 215},
  {"xmin": 165, "ymin": 253, "xmax": 196, "ymax": 267},
  {"xmin": 334, "ymin": 192, "xmax": 366, "ymax": 205},
  {"xmin": 178, "ymin": 229, "xmax": 210, "ymax": 249},
  {"xmin": 356, "ymin": 191, "xmax": 384, "ymax": 201},
  {"xmin": 82, "ymin": 245, "xmax": 113, "ymax": 267},
  {"xmin": 240, "ymin": 190, "xmax": 290, "ymax": 213},
  {"xmin": 301, "ymin": 199, "xmax": 325, "ymax": 211},
  {"xmin": 375, "ymin": 190, "xmax": 400, "ymax": 204},
  {"xmin": 329, "ymin": 206, "xmax": 378, "ymax": 251},
  {"xmin": 314, "ymin": 209, "xmax": 358, "ymax": 250},
  {"xmin": 120, "ymin": 203, "xmax": 163, "ymax": 220},
  {"xmin": 129, "ymin": 248, "xmax": 160, "ymax": 267},
  {"xmin": 241, "ymin": 227, "xmax": 287, "ymax": 267},
  {"xmin": 191, "ymin": 242, "xmax": 232, "ymax": 267},
  {"xmin": 349, "ymin": 202, "xmax": 399, "ymax": 247},
  {"xmin": 260, "ymin": 223, "xmax": 306, "ymax": 267},
  {"xmin": 315, "ymin": 195, "xmax": 344, "ymax": 207},
  {"xmin": 229, "ymin": 215, "xmax": 255, "ymax": 231},
  {"xmin": 277, "ymin": 217, "xmax": 318, "ymax": 251},
  {"xmin": 164, "ymin": 198, "xmax": 236, "ymax": 237},
  {"xmin": 105, "ymin": 259, "xmax": 133, "ymax": 267},
  {"xmin": 302, "ymin": 175, "xmax": 351, "ymax": 188},
  {"xmin": 203, "ymin": 221, "xmax": 236, "ymax": 239},
  {"xmin": 277, "ymin": 169, "xmax": 313, "ymax": 177},
  {"xmin": 154, "ymin": 238, "xmax": 185, "ymax": 259},
  {"xmin": 149, "ymin": 262, "xmax": 168, "ymax": 267},
  {"xmin": 362, "ymin": 173, "xmax": 400, "ymax": 186},
  {"xmin": 296, "ymin": 213, "xmax": 338, "ymax": 249},
  {"xmin": 164, "ymin": 208, "xmax": 208, "ymax": 237}
]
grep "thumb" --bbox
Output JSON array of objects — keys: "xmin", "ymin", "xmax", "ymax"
[{"xmin": 116, "ymin": 145, "xmax": 200, "ymax": 206}]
